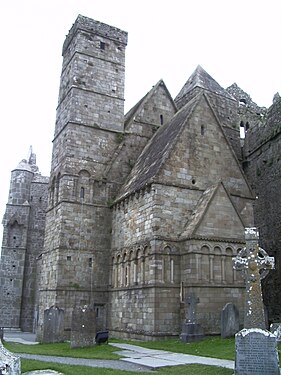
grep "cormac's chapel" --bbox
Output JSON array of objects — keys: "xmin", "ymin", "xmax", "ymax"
[{"xmin": 0, "ymin": 15, "xmax": 280, "ymax": 340}]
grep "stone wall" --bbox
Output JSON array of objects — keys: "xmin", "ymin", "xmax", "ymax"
[{"xmin": 243, "ymin": 97, "xmax": 281, "ymax": 322}]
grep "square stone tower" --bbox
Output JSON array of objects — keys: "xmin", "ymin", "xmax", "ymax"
[{"xmin": 37, "ymin": 15, "xmax": 128, "ymax": 338}]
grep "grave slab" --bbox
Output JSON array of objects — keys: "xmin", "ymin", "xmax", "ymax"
[{"xmin": 235, "ymin": 328, "xmax": 279, "ymax": 374}]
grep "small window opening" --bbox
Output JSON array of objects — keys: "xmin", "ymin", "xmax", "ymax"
[
  {"xmin": 89, "ymin": 258, "xmax": 93, "ymax": 267},
  {"xmin": 192, "ymin": 179, "xmax": 196, "ymax": 185},
  {"xmin": 240, "ymin": 121, "xmax": 245, "ymax": 139},
  {"xmin": 67, "ymin": 256, "xmax": 71, "ymax": 261},
  {"xmin": 100, "ymin": 41, "xmax": 105, "ymax": 50},
  {"xmin": 160, "ymin": 114, "xmax": 164, "ymax": 125},
  {"xmin": 245, "ymin": 121, "xmax": 250, "ymax": 131},
  {"xmin": 80, "ymin": 187, "xmax": 85, "ymax": 199},
  {"xmin": 201, "ymin": 125, "xmax": 205, "ymax": 135},
  {"xmin": 239, "ymin": 98, "xmax": 247, "ymax": 106},
  {"xmin": 96, "ymin": 307, "xmax": 99, "ymax": 317}
]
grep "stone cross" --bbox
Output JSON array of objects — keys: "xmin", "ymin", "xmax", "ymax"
[
  {"xmin": 185, "ymin": 293, "xmax": 200, "ymax": 323},
  {"xmin": 233, "ymin": 227, "xmax": 275, "ymax": 330}
]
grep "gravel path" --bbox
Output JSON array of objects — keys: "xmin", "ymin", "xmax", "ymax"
[{"xmin": 19, "ymin": 353, "xmax": 153, "ymax": 372}]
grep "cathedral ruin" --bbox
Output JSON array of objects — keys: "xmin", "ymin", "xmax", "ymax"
[{"xmin": 0, "ymin": 15, "xmax": 280, "ymax": 340}]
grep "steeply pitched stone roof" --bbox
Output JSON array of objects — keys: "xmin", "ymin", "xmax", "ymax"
[
  {"xmin": 180, "ymin": 182, "xmax": 245, "ymax": 239},
  {"xmin": 124, "ymin": 80, "xmax": 177, "ymax": 129},
  {"xmin": 116, "ymin": 94, "xmax": 200, "ymax": 201},
  {"xmin": 175, "ymin": 65, "xmax": 235, "ymax": 108}
]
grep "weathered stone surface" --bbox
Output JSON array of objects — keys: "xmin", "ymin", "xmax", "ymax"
[
  {"xmin": 0, "ymin": 339, "xmax": 20, "ymax": 374},
  {"xmin": 42, "ymin": 306, "xmax": 64, "ymax": 343},
  {"xmin": 221, "ymin": 303, "xmax": 239, "ymax": 338},
  {"xmin": 235, "ymin": 328, "xmax": 279, "ymax": 374},
  {"xmin": 1, "ymin": 14, "xmax": 280, "ymax": 341},
  {"xmin": 70, "ymin": 305, "xmax": 96, "ymax": 348},
  {"xmin": 233, "ymin": 227, "xmax": 274, "ymax": 329},
  {"xmin": 270, "ymin": 323, "xmax": 281, "ymax": 343}
]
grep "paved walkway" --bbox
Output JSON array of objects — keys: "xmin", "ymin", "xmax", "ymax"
[{"xmin": 3, "ymin": 330, "xmax": 234, "ymax": 372}]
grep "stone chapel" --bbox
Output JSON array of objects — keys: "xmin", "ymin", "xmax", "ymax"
[{"xmin": 0, "ymin": 14, "xmax": 280, "ymax": 340}]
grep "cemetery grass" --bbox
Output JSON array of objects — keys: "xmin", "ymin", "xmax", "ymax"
[
  {"xmin": 4, "ymin": 336, "xmax": 235, "ymax": 360},
  {"xmin": 3, "ymin": 341, "xmax": 121, "ymax": 360},
  {"xmin": 21, "ymin": 359, "xmax": 234, "ymax": 375}
]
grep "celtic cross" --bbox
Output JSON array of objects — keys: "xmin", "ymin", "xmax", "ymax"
[{"xmin": 233, "ymin": 227, "xmax": 275, "ymax": 329}]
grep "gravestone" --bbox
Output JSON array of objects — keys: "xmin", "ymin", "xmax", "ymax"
[
  {"xmin": 235, "ymin": 329, "xmax": 279, "ymax": 374},
  {"xmin": 180, "ymin": 292, "xmax": 204, "ymax": 342},
  {"xmin": 221, "ymin": 303, "xmax": 239, "ymax": 338},
  {"xmin": 0, "ymin": 339, "xmax": 20, "ymax": 374},
  {"xmin": 42, "ymin": 305, "xmax": 64, "ymax": 343},
  {"xmin": 70, "ymin": 305, "xmax": 96, "ymax": 348},
  {"xmin": 233, "ymin": 227, "xmax": 279, "ymax": 374}
]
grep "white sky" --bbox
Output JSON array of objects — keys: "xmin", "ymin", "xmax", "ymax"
[{"xmin": 0, "ymin": 0, "xmax": 280, "ymax": 246}]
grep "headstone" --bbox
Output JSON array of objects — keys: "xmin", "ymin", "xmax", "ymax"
[
  {"xmin": 235, "ymin": 329, "xmax": 279, "ymax": 374},
  {"xmin": 0, "ymin": 329, "xmax": 3, "ymax": 341},
  {"xmin": 70, "ymin": 305, "xmax": 96, "ymax": 348},
  {"xmin": 42, "ymin": 306, "xmax": 64, "ymax": 343},
  {"xmin": 0, "ymin": 339, "xmax": 20, "ymax": 374},
  {"xmin": 180, "ymin": 292, "xmax": 204, "ymax": 342},
  {"xmin": 221, "ymin": 303, "xmax": 239, "ymax": 338},
  {"xmin": 233, "ymin": 227, "xmax": 278, "ymax": 375},
  {"xmin": 233, "ymin": 227, "xmax": 275, "ymax": 329}
]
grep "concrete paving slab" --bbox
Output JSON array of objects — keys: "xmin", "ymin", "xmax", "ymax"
[
  {"xmin": 112, "ymin": 342, "xmax": 235, "ymax": 370},
  {"xmin": 121, "ymin": 356, "xmax": 181, "ymax": 368}
]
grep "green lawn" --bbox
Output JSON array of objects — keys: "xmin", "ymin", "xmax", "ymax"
[
  {"xmin": 4, "ymin": 336, "xmax": 280, "ymax": 374},
  {"xmin": 4, "ymin": 341, "xmax": 120, "ymax": 360},
  {"xmin": 21, "ymin": 359, "xmax": 234, "ymax": 375}
]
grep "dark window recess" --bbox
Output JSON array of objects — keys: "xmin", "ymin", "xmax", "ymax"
[
  {"xmin": 89, "ymin": 258, "xmax": 93, "ymax": 267},
  {"xmin": 67, "ymin": 256, "xmax": 71, "ymax": 261},
  {"xmin": 201, "ymin": 125, "xmax": 205, "ymax": 136},
  {"xmin": 240, "ymin": 121, "xmax": 245, "ymax": 139},
  {"xmin": 160, "ymin": 114, "xmax": 164, "ymax": 125},
  {"xmin": 80, "ymin": 187, "xmax": 85, "ymax": 199},
  {"xmin": 100, "ymin": 41, "xmax": 106, "ymax": 50}
]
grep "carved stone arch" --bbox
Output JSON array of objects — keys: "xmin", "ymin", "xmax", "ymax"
[
  {"xmin": 78, "ymin": 169, "xmax": 91, "ymax": 202},
  {"xmin": 213, "ymin": 245, "xmax": 222, "ymax": 283},
  {"xmin": 225, "ymin": 246, "xmax": 234, "ymax": 256},
  {"xmin": 214, "ymin": 245, "xmax": 222, "ymax": 255},
  {"xmin": 200, "ymin": 245, "xmax": 210, "ymax": 282},
  {"xmin": 201, "ymin": 244, "xmax": 210, "ymax": 254}
]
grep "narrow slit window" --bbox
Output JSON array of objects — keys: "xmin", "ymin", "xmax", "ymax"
[
  {"xmin": 100, "ymin": 41, "xmax": 106, "ymax": 50},
  {"xmin": 160, "ymin": 114, "xmax": 164, "ymax": 125},
  {"xmin": 240, "ymin": 121, "xmax": 245, "ymax": 139},
  {"xmin": 201, "ymin": 125, "xmax": 205, "ymax": 135},
  {"xmin": 80, "ymin": 187, "xmax": 85, "ymax": 199}
]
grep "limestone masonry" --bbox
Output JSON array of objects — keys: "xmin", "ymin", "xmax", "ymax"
[{"xmin": 0, "ymin": 15, "xmax": 280, "ymax": 340}]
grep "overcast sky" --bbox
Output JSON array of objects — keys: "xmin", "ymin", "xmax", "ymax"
[{"xmin": 0, "ymin": 0, "xmax": 280, "ymax": 246}]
